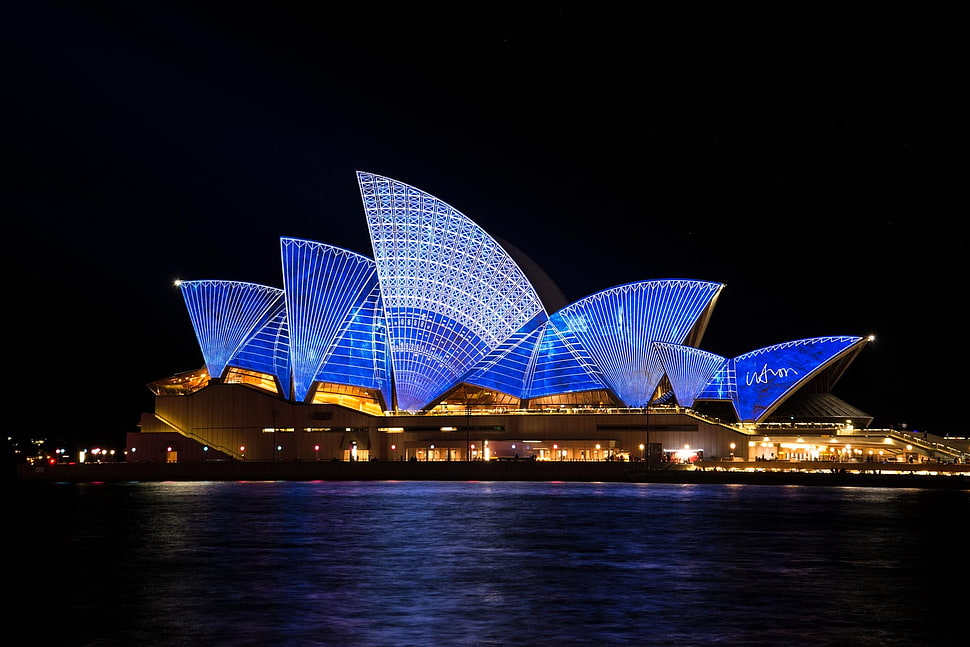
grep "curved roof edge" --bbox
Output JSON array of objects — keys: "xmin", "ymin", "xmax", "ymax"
[
  {"xmin": 494, "ymin": 236, "xmax": 568, "ymax": 314},
  {"xmin": 733, "ymin": 335, "xmax": 870, "ymax": 423}
]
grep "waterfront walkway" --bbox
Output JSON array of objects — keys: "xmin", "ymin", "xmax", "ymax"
[{"xmin": 14, "ymin": 459, "xmax": 970, "ymax": 489}]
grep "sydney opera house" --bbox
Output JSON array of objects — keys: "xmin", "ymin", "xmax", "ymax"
[{"xmin": 130, "ymin": 171, "xmax": 922, "ymax": 467}]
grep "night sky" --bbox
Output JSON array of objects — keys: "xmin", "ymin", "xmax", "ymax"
[{"xmin": 6, "ymin": 2, "xmax": 964, "ymax": 448}]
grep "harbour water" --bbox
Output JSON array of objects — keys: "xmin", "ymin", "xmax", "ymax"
[{"xmin": 12, "ymin": 480, "xmax": 969, "ymax": 646}]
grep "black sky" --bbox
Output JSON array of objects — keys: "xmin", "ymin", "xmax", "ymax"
[{"xmin": 5, "ymin": 2, "xmax": 965, "ymax": 447}]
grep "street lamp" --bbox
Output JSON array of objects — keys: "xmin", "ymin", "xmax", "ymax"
[
  {"xmin": 465, "ymin": 404, "xmax": 471, "ymax": 461},
  {"xmin": 645, "ymin": 407, "xmax": 651, "ymax": 470}
]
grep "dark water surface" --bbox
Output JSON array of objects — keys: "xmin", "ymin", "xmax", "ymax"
[{"xmin": 12, "ymin": 481, "xmax": 969, "ymax": 646}]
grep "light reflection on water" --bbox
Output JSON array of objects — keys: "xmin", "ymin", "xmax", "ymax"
[{"xmin": 12, "ymin": 481, "xmax": 969, "ymax": 646}]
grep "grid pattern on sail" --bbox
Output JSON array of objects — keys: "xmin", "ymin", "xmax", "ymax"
[
  {"xmin": 553, "ymin": 280, "xmax": 724, "ymax": 406},
  {"xmin": 529, "ymin": 320, "xmax": 608, "ymax": 398},
  {"xmin": 176, "ymin": 173, "xmax": 871, "ymax": 418},
  {"xmin": 461, "ymin": 316, "xmax": 544, "ymax": 398},
  {"xmin": 654, "ymin": 343, "xmax": 726, "ymax": 408},
  {"xmin": 315, "ymin": 279, "xmax": 392, "ymax": 407},
  {"xmin": 357, "ymin": 171, "xmax": 545, "ymax": 410},
  {"xmin": 230, "ymin": 301, "xmax": 291, "ymax": 399},
  {"xmin": 732, "ymin": 336, "xmax": 864, "ymax": 422},
  {"xmin": 180, "ymin": 280, "xmax": 285, "ymax": 381},
  {"xmin": 281, "ymin": 238, "xmax": 381, "ymax": 402},
  {"xmin": 696, "ymin": 362, "xmax": 737, "ymax": 402}
]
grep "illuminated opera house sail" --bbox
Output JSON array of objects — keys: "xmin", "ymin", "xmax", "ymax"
[
  {"xmin": 139, "ymin": 171, "xmax": 884, "ymax": 466},
  {"xmin": 173, "ymin": 171, "xmax": 870, "ymax": 423}
]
